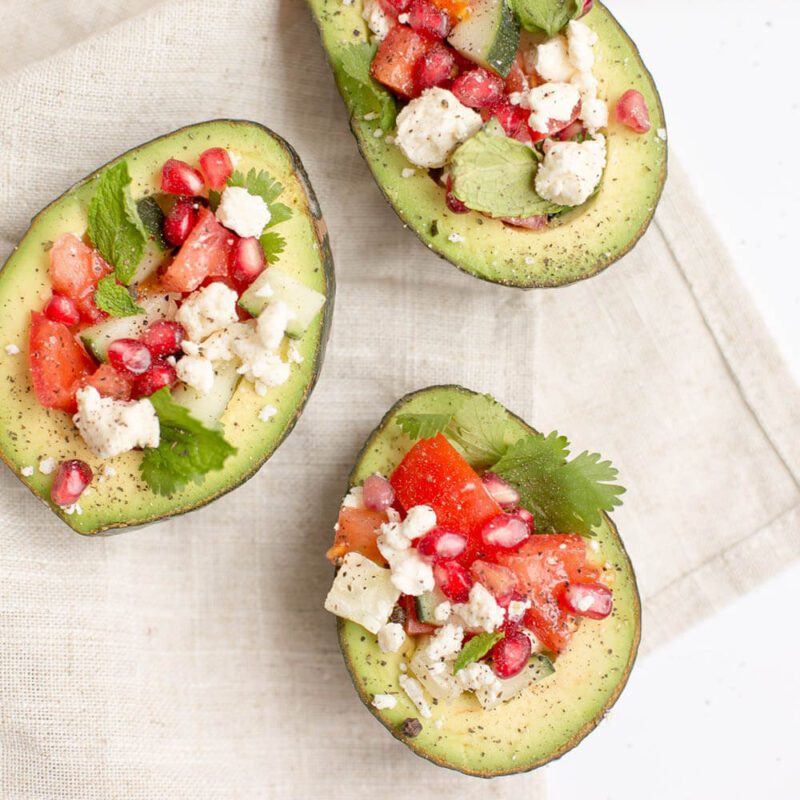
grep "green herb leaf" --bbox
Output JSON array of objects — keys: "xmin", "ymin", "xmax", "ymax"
[
  {"xmin": 492, "ymin": 431, "xmax": 625, "ymax": 535},
  {"xmin": 93, "ymin": 275, "xmax": 144, "ymax": 317},
  {"xmin": 512, "ymin": 0, "xmax": 581, "ymax": 36},
  {"xmin": 454, "ymin": 631, "xmax": 505, "ymax": 674},
  {"xmin": 87, "ymin": 161, "xmax": 147, "ymax": 284},
  {"xmin": 140, "ymin": 388, "xmax": 237, "ymax": 496},
  {"xmin": 450, "ymin": 120, "xmax": 564, "ymax": 219},
  {"xmin": 396, "ymin": 413, "xmax": 453, "ymax": 440},
  {"xmin": 338, "ymin": 43, "xmax": 397, "ymax": 130},
  {"xmin": 228, "ymin": 168, "xmax": 286, "ymax": 206},
  {"xmin": 447, "ymin": 393, "xmax": 516, "ymax": 471},
  {"xmin": 136, "ymin": 196, "xmax": 168, "ymax": 251},
  {"xmin": 266, "ymin": 202, "xmax": 293, "ymax": 229},
  {"xmin": 260, "ymin": 231, "xmax": 287, "ymax": 263},
  {"xmin": 208, "ymin": 189, "xmax": 221, "ymax": 212}
]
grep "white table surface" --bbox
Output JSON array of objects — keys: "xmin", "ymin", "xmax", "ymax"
[{"xmin": 547, "ymin": 2, "xmax": 800, "ymax": 796}]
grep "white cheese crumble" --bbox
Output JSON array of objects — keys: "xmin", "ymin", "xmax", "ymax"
[
  {"xmin": 38, "ymin": 457, "xmax": 56, "ymax": 475},
  {"xmin": 287, "ymin": 342, "xmax": 304, "ymax": 364},
  {"xmin": 401, "ymin": 505, "xmax": 437, "ymax": 540},
  {"xmin": 342, "ymin": 486, "xmax": 365, "ymax": 509},
  {"xmin": 20, "ymin": 466, "xmax": 34, "ymax": 477},
  {"xmin": 176, "ymin": 282, "xmax": 239, "ymax": 342},
  {"xmin": 394, "ymin": 88, "xmax": 483, "ymax": 169},
  {"xmin": 73, "ymin": 387, "xmax": 159, "ymax": 460},
  {"xmin": 372, "ymin": 693, "xmax": 397, "ymax": 710},
  {"xmin": 535, "ymin": 134, "xmax": 607, "ymax": 206},
  {"xmin": 456, "ymin": 662, "xmax": 498, "ymax": 692},
  {"xmin": 258, "ymin": 404, "xmax": 278, "ymax": 422},
  {"xmin": 176, "ymin": 355, "xmax": 215, "ymax": 396},
  {"xmin": 388, "ymin": 548, "xmax": 435, "ymax": 596},
  {"xmin": 4, "ymin": 344, "xmax": 19, "ymax": 355},
  {"xmin": 520, "ymin": 82, "xmax": 581, "ymax": 134},
  {"xmin": 453, "ymin": 583, "xmax": 506, "ymax": 633},
  {"xmin": 425, "ymin": 623, "xmax": 464, "ymax": 662},
  {"xmin": 534, "ymin": 35, "xmax": 574, "ymax": 82},
  {"xmin": 567, "ymin": 20, "xmax": 597, "ymax": 73},
  {"xmin": 216, "ymin": 186, "xmax": 271, "ymax": 238},
  {"xmin": 433, "ymin": 601, "xmax": 452, "ymax": 623},
  {"xmin": 657, "ymin": 127, "xmax": 667, "ymax": 141},
  {"xmin": 362, "ymin": 0, "xmax": 392, "ymax": 41},
  {"xmin": 256, "ymin": 300, "xmax": 293, "ymax": 351},
  {"xmin": 399, "ymin": 674, "xmax": 432, "ymax": 719},
  {"xmin": 507, "ymin": 599, "xmax": 532, "ymax": 622},
  {"xmin": 401, "ymin": 168, "xmax": 416, "ymax": 178},
  {"xmin": 377, "ymin": 622, "xmax": 406, "ymax": 653},
  {"xmin": 447, "ymin": 233, "xmax": 465, "ymax": 243}
]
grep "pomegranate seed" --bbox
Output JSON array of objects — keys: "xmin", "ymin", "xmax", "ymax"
[
  {"xmin": 413, "ymin": 42, "xmax": 457, "ymax": 93},
  {"xmin": 408, "ymin": 0, "xmax": 451, "ymax": 38},
  {"xmin": 362, "ymin": 474, "xmax": 395, "ymax": 511},
  {"xmin": 554, "ymin": 120, "xmax": 586, "ymax": 141},
  {"xmin": 481, "ymin": 472, "xmax": 519, "ymax": 508},
  {"xmin": 417, "ymin": 528, "xmax": 468, "ymax": 561},
  {"xmin": 50, "ymin": 459, "xmax": 92, "ymax": 507},
  {"xmin": 141, "ymin": 320, "xmax": 185, "ymax": 358},
  {"xmin": 43, "ymin": 294, "xmax": 80, "ymax": 326},
  {"xmin": 445, "ymin": 191, "xmax": 469, "ymax": 214},
  {"xmin": 452, "ymin": 68, "xmax": 504, "ymax": 108},
  {"xmin": 382, "ymin": 0, "xmax": 412, "ymax": 12},
  {"xmin": 561, "ymin": 582, "xmax": 613, "ymax": 620},
  {"xmin": 434, "ymin": 560, "xmax": 473, "ymax": 602},
  {"xmin": 132, "ymin": 361, "xmax": 177, "ymax": 398},
  {"xmin": 480, "ymin": 512, "xmax": 530, "ymax": 549},
  {"xmin": 508, "ymin": 506, "xmax": 535, "ymax": 532},
  {"xmin": 107, "ymin": 338, "xmax": 152, "ymax": 376},
  {"xmin": 501, "ymin": 215, "xmax": 549, "ymax": 230},
  {"xmin": 199, "ymin": 147, "xmax": 234, "ymax": 191},
  {"xmin": 578, "ymin": 0, "xmax": 593, "ymax": 16},
  {"xmin": 230, "ymin": 237, "xmax": 266, "ymax": 288},
  {"xmin": 490, "ymin": 100, "xmax": 533, "ymax": 144},
  {"xmin": 491, "ymin": 629, "xmax": 532, "ymax": 678},
  {"xmin": 616, "ymin": 89, "xmax": 651, "ymax": 133},
  {"xmin": 163, "ymin": 198, "xmax": 199, "ymax": 247},
  {"xmin": 160, "ymin": 158, "xmax": 205, "ymax": 195}
]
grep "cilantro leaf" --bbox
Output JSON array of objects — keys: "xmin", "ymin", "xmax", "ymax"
[
  {"xmin": 266, "ymin": 202, "xmax": 293, "ymax": 229},
  {"xmin": 228, "ymin": 168, "xmax": 286, "ymax": 206},
  {"xmin": 87, "ymin": 161, "xmax": 147, "ymax": 284},
  {"xmin": 93, "ymin": 275, "xmax": 145, "ymax": 317},
  {"xmin": 338, "ymin": 43, "xmax": 397, "ymax": 130},
  {"xmin": 396, "ymin": 413, "xmax": 453, "ymax": 440},
  {"xmin": 512, "ymin": 0, "xmax": 581, "ymax": 36},
  {"xmin": 260, "ymin": 231, "xmax": 286, "ymax": 263},
  {"xmin": 492, "ymin": 432, "xmax": 625, "ymax": 535},
  {"xmin": 140, "ymin": 388, "xmax": 237, "ymax": 496},
  {"xmin": 454, "ymin": 631, "xmax": 505, "ymax": 674}
]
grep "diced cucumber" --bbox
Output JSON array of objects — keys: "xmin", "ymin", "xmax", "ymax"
[
  {"xmin": 447, "ymin": 0, "xmax": 520, "ymax": 78},
  {"xmin": 80, "ymin": 294, "xmax": 177, "ymax": 362},
  {"xmin": 131, "ymin": 238, "xmax": 172, "ymax": 286},
  {"xmin": 132, "ymin": 197, "xmax": 172, "ymax": 285},
  {"xmin": 475, "ymin": 654, "xmax": 555, "ymax": 709},
  {"xmin": 238, "ymin": 268, "xmax": 326, "ymax": 339},
  {"xmin": 410, "ymin": 645, "xmax": 462, "ymax": 701},
  {"xmin": 415, "ymin": 588, "xmax": 449, "ymax": 625},
  {"xmin": 171, "ymin": 360, "xmax": 241, "ymax": 427}
]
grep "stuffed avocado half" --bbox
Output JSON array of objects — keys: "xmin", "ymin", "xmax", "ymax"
[
  {"xmin": 307, "ymin": 0, "xmax": 666, "ymax": 288},
  {"xmin": 0, "ymin": 120, "xmax": 333, "ymax": 535},
  {"xmin": 325, "ymin": 386, "xmax": 640, "ymax": 776}
]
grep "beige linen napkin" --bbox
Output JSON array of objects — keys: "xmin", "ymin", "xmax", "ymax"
[{"xmin": 0, "ymin": 1, "xmax": 798, "ymax": 798}]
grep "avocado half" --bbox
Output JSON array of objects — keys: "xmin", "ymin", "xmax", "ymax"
[
  {"xmin": 0, "ymin": 120, "xmax": 334, "ymax": 535},
  {"xmin": 307, "ymin": 0, "xmax": 666, "ymax": 288},
  {"xmin": 338, "ymin": 385, "xmax": 640, "ymax": 776}
]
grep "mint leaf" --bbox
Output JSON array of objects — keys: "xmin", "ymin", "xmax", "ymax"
[
  {"xmin": 140, "ymin": 388, "xmax": 237, "ymax": 496},
  {"xmin": 87, "ymin": 161, "xmax": 147, "ymax": 284},
  {"xmin": 454, "ymin": 631, "xmax": 505, "ymax": 673},
  {"xmin": 451, "ymin": 120, "xmax": 564, "ymax": 218},
  {"xmin": 512, "ymin": 0, "xmax": 581, "ymax": 36},
  {"xmin": 396, "ymin": 413, "xmax": 453, "ymax": 440},
  {"xmin": 93, "ymin": 275, "xmax": 144, "ymax": 317},
  {"xmin": 492, "ymin": 432, "xmax": 625, "ymax": 535},
  {"xmin": 338, "ymin": 43, "xmax": 397, "ymax": 130},
  {"xmin": 260, "ymin": 231, "xmax": 286, "ymax": 263}
]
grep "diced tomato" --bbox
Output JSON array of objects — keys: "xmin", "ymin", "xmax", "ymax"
[
  {"xmin": 326, "ymin": 506, "xmax": 389, "ymax": 565},
  {"xmin": 400, "ymin": 594, "xmax": 437, "ymax": 635},
  {"xmin": 528, "ymin": 101, "xmax": 582, "ymax": 143},
  {"xmin": 159, "ymin": 207, "xmax": 236, "ymax": 293},
  {"xmin": 504, "ymin": 57, "xmax": 529, "ymax": 95},
  {"xmin": 73, "ymin": 292, "xmax": 107, "ymax": 325},
  {"xmin": 75, "ymin": 364, "xmax": 133, "ymax": 401},
  {"xmin": 486, "ymin": 99, "xmax": 533, "ymax": 144},
  {"xmin": 199, "ymin": 148, "xmax": 234, "ymax": 191},
  {"xmin": 523, "ymin": 596, "xmax": 576, "ymax": 653},
  {"xmin": 28, "ymin": 312, "xmax": 94, "ymax": 412},
  {"xmin": 49, "ymin": 234, "xmax": 112, "ymax": 301},
  {"xmin": 382, "ymin": 0, "xmax": 412, "ymax": 12},
  {"xmin": 469, "ymin": 560, "xmax": 518, "ymax": 605},
  {"xmin": 390, "ymin": 434, "xmax": 502, "ymax": 539},
  {"xmin": 371, "ymin": 25, "xmax": 431, "ymax": 98}
]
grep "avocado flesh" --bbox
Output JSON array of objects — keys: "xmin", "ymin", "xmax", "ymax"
[
  {"xmin": 338, "ymin": 385, "xmax": 640, "ymax": 776},
  {"xmin": 0, "ymin": 120, "xmax": 334, "ymax": 535},
  {"xmin": 308, "ymin": 0, "xmax": 666, "ymax": 288}
]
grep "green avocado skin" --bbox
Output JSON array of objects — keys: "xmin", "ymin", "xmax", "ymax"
[
  {"xmin": 336, "ymin": 385, "xmax": 641, "ymax": 777},
  {"xmin": 307, "ymin": 0, "xmax": 667, "ymax": 288},
  {"xmin": 0, "ymin": 120, "xmax": 334, "ymax": 535}
]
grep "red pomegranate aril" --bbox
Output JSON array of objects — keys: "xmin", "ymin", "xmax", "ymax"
[
  {"xmin": 107, "ymin": 338, "xmax": 152, "ymax": 376},
  {"xmin": 481, "ymin": 472, "xmax": 520, "ymax": 508},
  {"xmin": 141, "ymin": 320, "xmax": 185, "ymax": 358},
  {"xmin": 452, "ymin": 68, "xmax": 504, "ymax": 109},
  {"xmin": 163, "ymin": 198, "xmax": 199, "ymax": 247},
  {"xmin": 561, "ymin": 582, "xmax": 613, "ymax": 620},
  {"xmin": 491, "ymin": 629, "xmax": 532, "ymax": 678},
  {"xmin": 160, "ymin": 158, "xmax": 205, "ymax": 195},
  {"xmin": 417, "ymin": 528, "xmax": 468, "ymax": 560},
  {"xmin": 408, "ymin": 0, "xmax": 451, "ymax": 38},
  {"xmin": 508, "ymin": 506, "xmax": 535, "ymax": 532},
  {"xmin": 230, "ymin": 237, "xmax": 266, "ymax": 288},
  {"xmin": 43, "ymin": 294, "xmax": 80, "ymax": 326},
  {"xmin": 490, "ymin": 100, "xmax": 532, "ymax": 144},
  {"xmin": 132, "ymin": 361, "xmax": 177, "ymax": 398},
  {"xmin": 554, "ymin": 120, "xmax": 586, "ymax": 141},
  {"xmin": 578, "ymin": 0, "xmax": 593, "ymax": 16},
  {"xmin": 199, "ymin": 147, "xmax": 234, "ymax": 191},
  {"xmin": 445, "ymin": 191, "xmax": 469, "ymax": 214},
  {"xmin": 480, "ymin": 512, "xmax": 530, "ymax": 549},
  {"xmin": 50, "ymin": 459, "xmax": 92, "ymax": 507},
  {"xmin": 616, "ymin": 89, "xmax": 651, "ymax": 133},
  {"xmin": 413, "ymin": 42, "xmax": 457, "ymax": 93},
  {"xmin": 382, "ymin": 0, "xmax": 412, "ymax": 12},
  {"xmin": 501, "ymin": 215, "xmax": 549, "ymax": 230},
  {"xmin": 434, "ymin": 560, "xmax": 473, "ymax": 602},
  {"xmin": 363, "ymin": 474, "xmax": 396, "ymax": 511}
]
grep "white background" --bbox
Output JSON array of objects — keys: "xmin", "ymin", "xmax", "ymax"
[{"xmin": 547, "ymin": 2, "xmax": 800, "ymax": 797}]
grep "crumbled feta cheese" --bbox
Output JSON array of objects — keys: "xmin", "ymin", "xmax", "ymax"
[
  {"xmin": 447, "ymin": 233, "xmax": 465, "ymax": 243},
  {"xmin": 62, "ymin": 502, "xmax": 83, "ymax": 516},
  {"xmin": 73, "ymin": 387, "xmax": 159, "ymax": 460},
  {"xmin": 377, "ymin": 519, "xmax": 411, "ymax": 561},
  {"xmin": 507, "ymin": 599, "xmax": 532, "ymax": 622},
  {"xmin": 520, "ymin": 82, "xmax": 581, "ymax": 134},
  {"xmin": 372, "ymin": 693, "xmax": 397, "ymax": 710},
  {"xmin": 176, "ymin": 355, "xmax": 215, "ymax": 396},
  {"xmin": 570, "ymin": 69, "xmax": 598, "ymax": 102},
  {"xmin": 535, "ymin": 135, "xmax": 607, "ymax": 206},
  {"xmin": 176, "ymin": 282, "xmax": 239, "ymax": 342},
  {"xmin": 38, "ymin": 457, "xmax": 56, "ymax": 475},
  {"xmin": 388, "ymin": 548, "xmax": 435, "ymax": 596},
  {"xmin": 399, "ymin": 674, "xmax": 432, "ymax": 718},
  {"xmin": 657, "ymin": 127, "xmax": 667, "ymax": 141},
  {"xmin": 433, "ymin": 601, "xmax": 452, "ymax": 623},
  {"xmin": 567, "ymin": 20, "xmax": 597, "ymax": 72},
  {"xmin": 181, "ymin": 340, "xmax": 201, "ymax": 357},
  {"xmin": 377, "ymin": 622, "xmax": 406, "ymax": 653},
  {"xmin": 342, "ymin": 486, "xmax": 365, "ymax": 509},
  {"xmin": 394, "ymin": 88, "xmax": 483, "ymax": 169},
  {"xmin": 102, "ymin": 465, "xmax": 116, "ymax": 478},
  {"xmin": 398, "ymin": 12, "xmax": 409, "ymax": 24},
  {"xmin": 580, "ymin": 97, "xmax": 609, "ymax": 131},
  {"xmin": 425, "ymin": 623, "xmax": 464, "ymax": 662},
  {"xmin": 216, "ymin": 186, "xmax": 271, "ymax": 238},
  {"xmin": 257, "ymin": 300, "xmax": 293, "ymax": 351},
  {"xmin": 401, "ymin": 168, "xmax": 416, "ymax": 178},
  {"xmin": 20, "ymin": 466, "xmax": 34, "ymax": 477},
  {"xmin": 287, "ymin": 342, "xmax": 304, "ymax": 364},
  {"xmin": 233, "ymin": 332, "xmax": 292, "ymax": 394},
  {"xmin": 4, "ymin": 343, "xmax": 19, "ymax": 355},
  {"xmin": 402, "ymin": 505, "xmax": 437, "ymax": 540},
  {"xmin": 453, "ymin": 583, "xmax": 506, "ymax": 633},
  {"xmin": 456, "ymin": 662, "xmax": 497, "ymax": 692},
  {"xmin": 534, "ymin": 35, "xmax": 574, "ymax": 82},
  {"xmin": 362, "ymin": 0, "xmax": 392, "ymax": 41},
  {"xmin": 258, "ymin": 404, "xmax": 278, "ymax": 422},
  {"xmin": 198, "ymin": 322, "xmax": 251, "ymax": 363}
]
